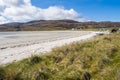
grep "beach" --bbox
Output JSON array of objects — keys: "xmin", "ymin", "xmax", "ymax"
[{"xmin": 0, "ymin": 31, "xmax": 103, "ymax": 65}]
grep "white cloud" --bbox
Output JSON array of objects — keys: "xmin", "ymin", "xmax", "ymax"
[
  {"xmin": 0, "ymin": 16, "xmax": 10, "ymax": 24},
  {"xmin": 0, "ymin": 0, "xmax": 87, "ymax": 24}
]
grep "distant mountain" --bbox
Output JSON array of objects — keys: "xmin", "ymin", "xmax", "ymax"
[
  {"xmin": 0, "ymin": 22, "xmax": 23, "ymax": 27},
  {"xmin": 0, "ymin": 20, "xmax": 120, "ymax": 31},
  {"xmin": 0, "ymin": 22, "xmax": 24, "ymax": 31}
]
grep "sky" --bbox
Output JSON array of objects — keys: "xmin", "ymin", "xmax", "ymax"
[{"xmin": 0, "ymin": 0, "xmax": 120, "ymax": 24}]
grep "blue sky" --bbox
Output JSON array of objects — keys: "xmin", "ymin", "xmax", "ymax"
[
  {"xmin": 0, "ymin": 0, "xmax": 120, "ymax": 24},
  {"xmin": 31, "ymin": 0, "xmax": 120, "ymax": 21}
]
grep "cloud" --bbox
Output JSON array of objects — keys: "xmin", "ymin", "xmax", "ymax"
[
  {"xmin": 0, "ymin": 0, "xmax": 87, "ymax": 24},
  {"xmin": 0, "ymin": 16, "xmax": 10, "ymax": 24}
]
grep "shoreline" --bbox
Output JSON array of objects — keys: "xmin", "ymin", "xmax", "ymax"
[{"xmin": 0, "ymin": 31, "xmax": 107, "ymax": 65}]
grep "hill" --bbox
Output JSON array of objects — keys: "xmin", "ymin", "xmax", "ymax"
[{"xmin": 0, "ymin": 20, "xmax": 120, "ymax": 31}]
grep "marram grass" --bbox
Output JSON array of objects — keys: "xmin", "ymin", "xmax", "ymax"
[{"xmin": 0, "ymin": 33, "xmax": 120, "ymax": 80}]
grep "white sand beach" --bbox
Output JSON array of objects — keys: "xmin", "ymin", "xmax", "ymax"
[{"xmin": 0, "ymin": 31, "xmax": 108, "ymax": 65}]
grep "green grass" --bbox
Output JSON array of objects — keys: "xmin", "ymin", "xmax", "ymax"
[{"xmin": 0, "ymin": 33, "xmax": 120, "ymax": 80}]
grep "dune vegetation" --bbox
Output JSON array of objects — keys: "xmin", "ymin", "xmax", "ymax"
[{"xmin": 0, "ymin": 33, "xmax": 120, "ymax": 80}]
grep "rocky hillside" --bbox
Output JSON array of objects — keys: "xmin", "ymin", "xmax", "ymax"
[{"xmin": 0, "ymin": 20, "xmax": 120, "ymax": 31}]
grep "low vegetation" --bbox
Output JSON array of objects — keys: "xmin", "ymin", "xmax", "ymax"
[
  {"xmin": 0, "ymin": 20, "xmax": 120, "ymax": 31},
  {"xmin": 0, "ymin": 33, "xmax": 120, "ymax": 80}
]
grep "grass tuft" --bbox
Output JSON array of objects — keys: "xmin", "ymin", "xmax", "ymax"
[
  {"xmin": 29, "ymin": 55, "xmax": 42, "ymax": 65},
  {"xmin": 0, "ymin": 67, "xmax": 6, "ymax": 80}
]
